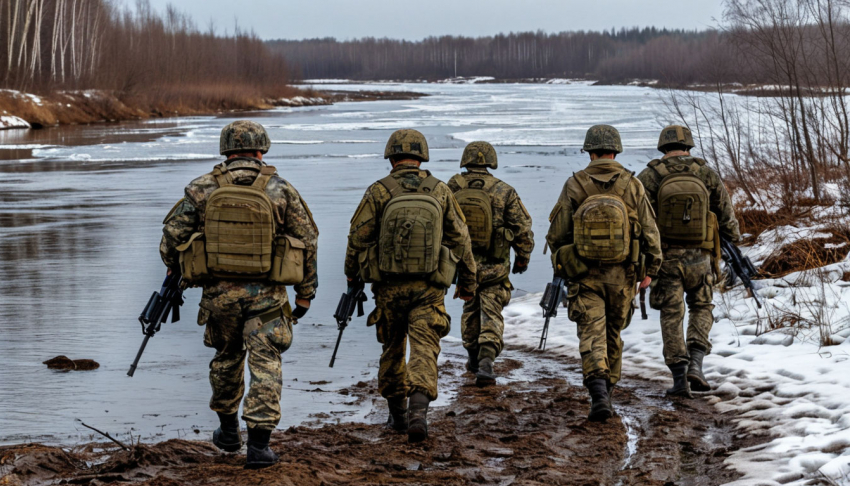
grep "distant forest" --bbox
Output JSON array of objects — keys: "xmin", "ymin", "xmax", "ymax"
[{"xmin": 268, "ymin": 28, "xmax": 739, "ymax": 84}]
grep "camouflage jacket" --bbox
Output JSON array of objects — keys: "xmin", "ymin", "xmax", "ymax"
[
  {"xmin": 345, "ymin": 164, "xmax": 478, "ymax": 292},
  {"xmin": 636, "ymin": 154, "xmax": 741, "ymax": 243},
  {"xmin": 546, "ymin": 158, "xmax": 663, "ymax": 278},
  {"xmin": 447, "ymin": 168, "xmax": 534, "ymax": 284},
  {"xmin": 160, "ymin": 157, "xmax": 320, "ymax": 300}
]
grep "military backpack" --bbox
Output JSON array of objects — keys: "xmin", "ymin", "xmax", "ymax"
[
  {"xmin": 377, "ymin": 175, "xmax": 444, "ymax": 276},
  {"xmin": 454, "ymin": 178, "xmax": 496, "ymax": 251},
  {"xmin": 653, "ymin": 160, "xmax": 711, "ymax": 247},
  {"xmin": 572, "ymin": 170, "xmax": 633, "ymax": 263}
]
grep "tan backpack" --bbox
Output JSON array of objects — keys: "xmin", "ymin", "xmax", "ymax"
[
  {"xmin": 572, "ymin": 170, "xmax": 633, "ymax": 263},
  {"xmin": 205, "ymin": 165, "xmax": 277, "ymax": 277},
  {"xmin": 377, "ymin": 175, "xmax": 443, "ymax": 276},
  {"xmin": 453, "ymin": 177, "xmax": 497, "ymax": 251},
  {"xmin": 653, "ymin": 161, "xmax": 710, "ymax": 247}
]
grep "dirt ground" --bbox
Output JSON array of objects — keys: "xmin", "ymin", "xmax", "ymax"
[{"xmin": 0, "ymin": 347, "xmax": 758, "ymax": 486}]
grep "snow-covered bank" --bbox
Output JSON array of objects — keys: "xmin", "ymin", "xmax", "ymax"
[
  {"xmin": 0, "ymin": 115, "xmax": 29, "ymax": 130},
  {"xmin": 504, "ymin": 241, "xmax": 850, "ymax": 485}
]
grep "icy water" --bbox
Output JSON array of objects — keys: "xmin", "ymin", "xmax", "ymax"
[{"xmin": 0, "ymin": 81, "xmax": 668, "ymax": 445}]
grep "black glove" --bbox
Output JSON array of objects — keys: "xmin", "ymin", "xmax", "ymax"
[
  {"xmin": 512, "ymin": 256, "xmax": 529, "ymax": 275},
  {"xmin": 292, "ymin": 305, "xmax": 309, "ymax": 319}
]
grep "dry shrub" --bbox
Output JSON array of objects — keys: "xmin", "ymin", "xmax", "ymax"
[
  {"xmin": 760, "ymin": 228, "xmax": 850, "ymax": 278},
  {"xmin": 735, "ymin": 205, "xmax": 801, "ymax": 241}
]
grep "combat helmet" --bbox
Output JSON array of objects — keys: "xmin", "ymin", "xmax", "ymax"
[
  {"xmin": 384, "ymin": 129, "xmax": 429, "ymax": 162},
  {"xmin": 657, "ymin": 125, "xmax": 695, "ymax": 153},
  {"xmin": 460, "ymin": 141, "xmax": 498, "ymax": 169},
  {"xmin": 582, "ymin": 125, "xmax": 622, "ymax": 154},
  {"xmin": 220, "ymin": 120, "xmax": 271, "ymax": 156}
]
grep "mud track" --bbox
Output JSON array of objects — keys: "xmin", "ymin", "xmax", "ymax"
[{"xmin": 0, "ymin": 347, "xmax": 758, "ymax": 485}]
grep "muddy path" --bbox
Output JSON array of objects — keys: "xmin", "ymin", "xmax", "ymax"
[{"xmin": 0, "ymin": 346, "xmax": 757, "ymax": 485}]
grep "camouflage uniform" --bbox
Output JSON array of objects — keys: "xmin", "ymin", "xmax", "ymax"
[
  {"xmin": 345, "ymin": 165, "xmax": 476, "ymax": 401},
  {"xmin": 447, "ymin": 167, "xmax": 534, "ymax": 357},
  {"xmin": 547, "ymin": 158, "xmax": 662, "ymax": 385},
  {"xmin": 637, "ymin": 154, "xmax": 741, "ymax": 366},
  {"xmin": 161, "ymin": 157, "xmax": 319, "ymax": 431}
]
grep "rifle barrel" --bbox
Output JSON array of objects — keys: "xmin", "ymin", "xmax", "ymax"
[
  {"xmin": 127, "ymin": 333, "xmax": 152, "ymax": 377},
  {"xmin": 329, "ymin": 327, "xmax": 345, "ymax": 368}
]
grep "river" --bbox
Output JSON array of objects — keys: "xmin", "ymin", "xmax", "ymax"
[{"xmin": 0, "ymin": 81, "xmax": 668, "ymax": 445}]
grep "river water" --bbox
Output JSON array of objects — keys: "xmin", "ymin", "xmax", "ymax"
[{"xmin": 0, "ymin": 81, "xmax": 668, "ymax": 445}]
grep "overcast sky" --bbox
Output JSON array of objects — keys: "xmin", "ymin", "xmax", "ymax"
[{"xmin": 143, "ymin": 0, "xmax": 724, "ymax": 40}]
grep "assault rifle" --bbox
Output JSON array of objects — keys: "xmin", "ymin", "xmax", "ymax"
[
  {"xmin": 329, "ymin": 279, "xmax": 367, "ymax": 368},
  {"xmin": 639, "ymin": 287, "xmax": 648, "ymax": 320},
  {"xmin": 128, "ymin": 272, "xmax": 185, "ymax": 377},
  {"xmin": 720, "ymin": 237, "xmax": 762, "ymax": 309},
  {"xmin": 538, "ymin": 276, "xmax": 567, "ymax": 350}
]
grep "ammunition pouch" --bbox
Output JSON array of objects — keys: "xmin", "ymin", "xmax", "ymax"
[
  {"xmin": 358, "ymin": 244, "xmax": 382, "ymax": 284},
  {"xmin": 178, "ymin": 233, "xmax": 209, "ymax": 285},
  {"xmin": 553, "ymin": 244, "xmax": 589, "ymax": 281},
  {"xmin": 428, "ymin": 245, "xmax": 460, "ymax": 288},
  {"xmin": 490, "ymin": 227, "xmax": 515, "ymax": 261},
  {"xmin": 269, "ymin": 235, "xmax": 306, "ymax": 285}
]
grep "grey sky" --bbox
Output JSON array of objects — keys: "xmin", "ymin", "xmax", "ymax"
[{"xmin": 145, "ymin": 0, "xmax": 724, "ymax": 40}]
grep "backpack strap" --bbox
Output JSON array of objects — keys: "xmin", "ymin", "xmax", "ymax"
[
  {"xmin": 378, "ymin": 175, "xmax": 405, "ymax": 198},
  {"xmin": 574, "ymin": 170, "xmax": 599, "ymax": 198},
  {"xmin": 653, "ymin": 162, "xmax": 671, "ymax": 178},
  {"xmin": 212, "ymin": 164, "xmax": 233, "ymax": 187},
  {"xmin": 251, "ymin": 165, "xmax": 277, "ymax": 190},
  {"xmin": 611, "ymin": 170, "xmax": 633, "ymax": 198},
  {"xmin": 418, "ymin": 175, "xmax": 440, "ymax": 195}
]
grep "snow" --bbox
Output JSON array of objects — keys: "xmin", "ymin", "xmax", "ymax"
[
  {"xmin": 437, "ymin": 76, "xmax": 496, "ymax": 84},
  {"xmin": 504, "ymin": 226, "xmax": 850, "ymax": 485},
  {"xmin": 0, "ymin": 116, "xmax": 30, "ymax": 130}
]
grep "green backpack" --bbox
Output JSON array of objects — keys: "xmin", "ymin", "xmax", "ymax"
[
  {"xmin": 453, "ymin": 177, "xmax": 496, "ymax": 251},
  {"xmin": 572, "ymin": 170, "xmax": 633, "ymax": 264},
  {"xmin": 654, "ymin": 161, "xmax": 710, "ymax": 246},
  {"xmin": 377, "ymin": 175, "xmax": 444, "ymax": 275}
]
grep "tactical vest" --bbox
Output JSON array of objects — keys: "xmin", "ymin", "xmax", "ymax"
[
  {"xmin": 653, "ymin": 160, "xmax": 712, "ymax": 248},
  {"xmin": 572, "ymin": 170, "xmax": 633, "ymax": 263},
  {"xmin": 377, "ymin": 174, "xmax": 444, "ymax": 276}
]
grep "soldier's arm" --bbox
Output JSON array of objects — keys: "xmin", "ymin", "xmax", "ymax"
[
  {"xmin": 442, "ymin": 189, "xmax": 478, "ymax": 292},
  {"xmin": 635, "ymin": 168, "xmax": 659, "ymax": 208},
  {"xmin": 545, "ymin": 184, "xmax": 574, "ymax": 255},
  {"xmin": 160, "ymin": 197, "xmax": 200, "ymax": 271},
  {"xmin": 345, "ymin": 187, "xmax": 379, "ymax": 280},
  {"xmin": 505, "ymin": 190, "xmax": 535, "ymax": 260},
  {"xmin": 709, "ymin": 171, "xmax": 742, "ymax": 243},
  {"xmin": 636, "ymin": 188, "xmax": 663, "ymax": 277},
  {"xmin": 282, "ymin": 185, "xmax": 320, "ymax": 300}
]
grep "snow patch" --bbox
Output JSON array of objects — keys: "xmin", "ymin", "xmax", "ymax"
[{"xmin": 0, "ymin": 116, "xmax": 30, "ymax": 130}]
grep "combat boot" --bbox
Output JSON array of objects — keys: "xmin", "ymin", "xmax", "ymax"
[
  {"xmin": 465, "ymin": 346, "xmax": 479, "ymax": 374},
  {"xmin": 475, "ymin": 358, "xmax": 496, "ymax": 387},
  {"xmin": 586, "ymin": 378, "xmax": 613, "ymax": 422},
  {"xmin": 386, "ymin": 397, "xmax": 407, "ymax": 433},
  {"xmin": 666, "ymin": 363, "xmax": 693, "ymax": 399},
  {"xmin": 212, "ymin": 412, "xmax": 242, "ymax": 453},
  {"xmin": 407, "ymin": 392, "xmax": 430, "ymax": 443},
  {"xmin": 245, "ymin": 428, "xmax": 279, "ymax": 470},
  {"xmin": 687, "ymin": 345, "xmax": 711, "ymax": 392}
]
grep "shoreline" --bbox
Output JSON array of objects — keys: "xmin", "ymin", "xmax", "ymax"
[{"xmin": 0, "ymin": 88, "xmax": 427, "ymax": 131}]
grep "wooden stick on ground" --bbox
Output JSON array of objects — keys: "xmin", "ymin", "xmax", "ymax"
[{"xmin": 80, "ymin": 422, "xmax": 130, "ymax": 451}]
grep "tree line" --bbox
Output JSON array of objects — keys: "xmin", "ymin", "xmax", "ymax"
[
  {"xmin": 267, "ymin": 28, "xmax": 736, "ymax": 84},
  {"xmin": 1, "ymin": 0, "xmax": 291, "ymax": 97}
]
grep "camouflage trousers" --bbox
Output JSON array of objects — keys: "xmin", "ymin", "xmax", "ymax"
[
  {"xmin": 650, "ymin": 248, "xmax": 715, "ymax": 366},
  {"xmin": 567, "ymin": 265, "xmax": 636, "ymax": 385},
  {"xmin": 198, "ymin": 281, "xmax": 293, "ymax": 431},
  {"xmin": 461, "ymin": 281, "xmax": 512, "ymax": 357},
  {"xmin": 367, "ymin": 280, "xmax": 451, "ymax": 401}
]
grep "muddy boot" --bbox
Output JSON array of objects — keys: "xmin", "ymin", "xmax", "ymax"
[
  {"xmin": 245, "ymin": 428, "xmax": 279, "ymax": 470},
  {"xmin": 212, "ymin": 412, "xmax": 242, "ymax": 453},
  {"xmin": 687, "ymin": 345, "xmax": 711, "ymax": 392},
  {"xmin": 666, "ymin": 363, "xmax": 693, "ymax": 399},
  {"xmin": 465, "ymin": 346, "xmax": 479, "ymax": 374},
  {"xmin": 586, "ymin": 378, "xmax": 612, "ymax": 422},
  {"xmin": 475, "ymin": 343, "xmax": 497, "ymax": 387},
  {"xmin": 407, "ymin": 392, "xmax": 430, "ymax": 443},
  {"xmin": 386, "ymin": 397, "xmax": 407, "ymax": 433}
]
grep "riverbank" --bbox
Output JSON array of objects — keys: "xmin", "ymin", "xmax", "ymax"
[
  {"xmin": 0, "ymin": 347, "xmax": 756, "ymax": 486},
  {"xmin": 0, "ymin": 87, "xmax": 426, "ymax": 130}
]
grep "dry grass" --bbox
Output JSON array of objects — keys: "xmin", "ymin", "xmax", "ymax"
[{"xmin": 759, "ymin": 225, "xmax": 850, "ymax": 278}]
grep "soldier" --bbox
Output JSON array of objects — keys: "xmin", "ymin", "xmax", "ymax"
[
  {"xmin": 160, "ymin": 121, "xmax": 319, "ymax": 469},
  {"xmin": 447, "ymin": 141, "xmax": 534, "ymax": 387},
  {"xmin": 546, "ymin": 125, "xmax": 662, "ymax": 422},
  {"xmin": 637, "ymin": 125, "xmax": 741, "ymax": 397},
  {"xmin": 344, "ymin": 129, "xmax": 477, "ymax": 442}
]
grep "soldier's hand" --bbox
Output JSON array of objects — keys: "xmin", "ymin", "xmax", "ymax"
[
  {"xmin": 455, "ymin": 286, "xmax": 475, "ymax": 302},
  {"xmin": 639, "ymin": 276, "xmax": 652, "ymax": 290},
  {"xmin": 512, "ymin": 256, "xmax": 529, "ymax": 274},
  {"xmin": 292, "ymin": 298, "xmax": 311, "ymax": 320}
]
